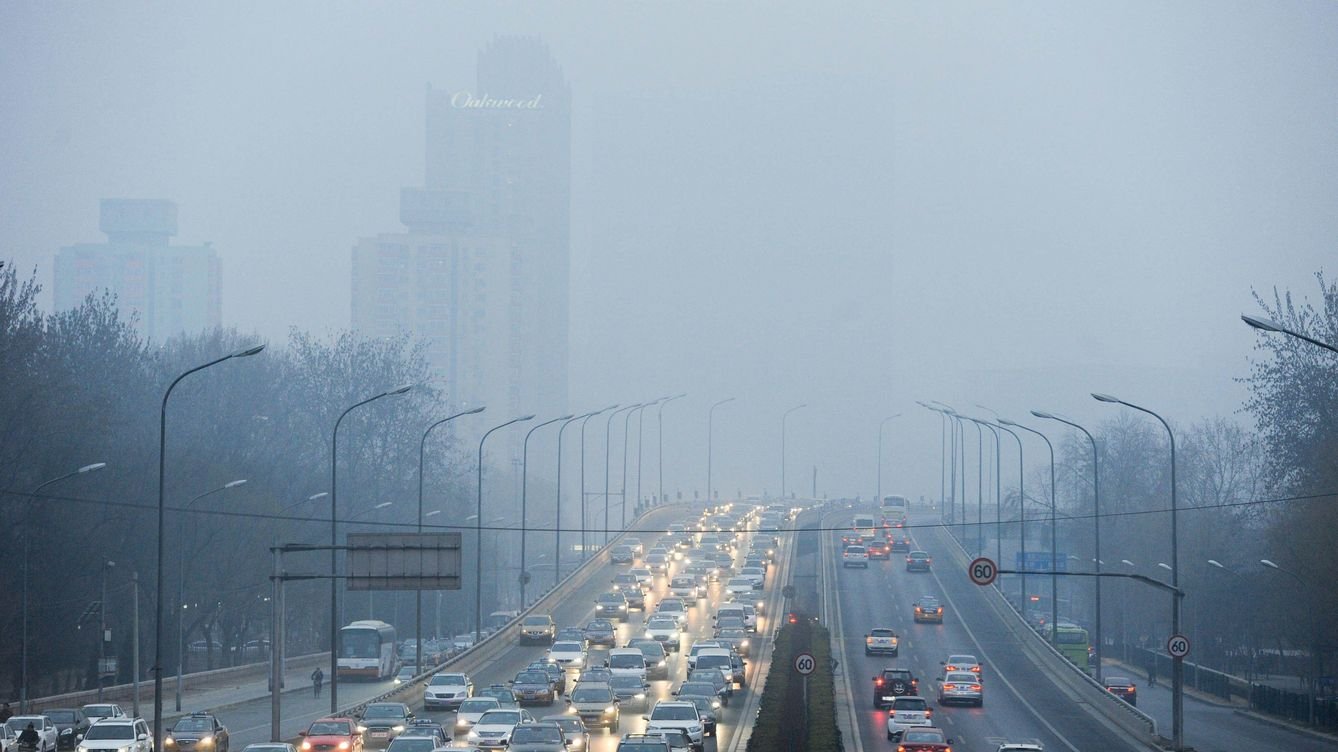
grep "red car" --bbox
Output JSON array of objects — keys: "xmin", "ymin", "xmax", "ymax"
[
  {"xmin": 896, "ymin": 727, "xmax": 953, "ymax": 751},
  {"xmin": 866, "ymin": 540, "xmax": 891, "ymax": 559},
  {"xmin": 300, "ymin": 718, "xmax": 363, "ymax": 752}
]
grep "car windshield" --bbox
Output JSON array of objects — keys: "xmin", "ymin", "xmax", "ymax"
[
  {"xmin": 430, "ymin": 674, "xmax": 467, "ymax": 685},
  {"xmin": 678, "ymin": 683, "xmax": 715, "ymax": 696},
  {"xmin": 944, "ymin": 673, "xmax": 977, "ymax": 683},
  {"xmin": 892, "ymin": 698, "xmax": 928, "ymax": 710},
  {"xmin": 545, "ymin": 718, "xmax": 581, "ymax": 734},
  {"xmin": 553, "ymin": 641, "xmax": 582, "ymax": 652},
  {"xmin": 659, "ymin": 602, "xmax": 683, "ymax": 612},
  {"xmin": 948, "ymin": 656, "xmax": 976, "ymax": 664},
  {"xmin": 651, "ymin": 706, "xmax": 696, "ymax": 721},
  {"xmin": 522, "ymin": 617, "xmax": 551, "ymax": 626},
  {"xmin": 598, "ymin": 594, "xmax": 622, "ymax": 602},
  {"xmin": 610, "ymin": 676, "xmax": 643, "ymax": 689},
  {"xmin": 619, "ymin": 744, "xmax": 667, "ymax": 752},
  {"xmin": 648, "ymin": 618, "xmax": 676, "ymax": 628},
  {"xmin": 306, "ymin": 722, "xmax": 352, "ymax": 736},
  {"xmin": 476, "ymin": 711, "xmax": 521, "ymax": 726},
  {"xmin": 903, "ymin": 730, "xmax": 945, "ymax": 742},
  {"xmin": 510, "ymin": 726, "xmax": 561, "ymax": 743},
  {"xmin": 571, "ymin": 687, "xmax": 612, "ymax": 702},
  {"xmin": 697, "ymin": 656, "xmax": 730, "ymax": 670},
  {"xmin": 362, "ymin": 705, "xmax": 405, "ymax": 719},
  {"xmin": 720, "ymin": 629, "xmax": 747, "ymax": 639},
  {"xmin": 46, "ymin": 712, "xmax": 77, "ymax": 723},
  {"xmin": 173, "ymin": 718, "xmax": 213, "ymax": 732},
  {"xmin": 83, "ymin": 707, "xmax": 116, "ymax": 717},
  {"xmin": 610, "ymin": 654, "xmax": 643, "ymax": 668},
  {"xmin": 83, "ymin": 726, "xmax": 134, "ymax": 740},
  {"xmin": 871, "ymin": 629, "xmax": 894, "ymax": 637},
  {"xmin": 586, "ymin": 622, "xmax": 611, "ymax": 631},
  {"xmin": 458, "ymin": 700, "xmax": 498, "ymax": 713},
  {"xmin": 386, "ymin": 739, "xmax": 434, "ymax": 752},
  {"xmin": 1106, "ymin": 676, "xmax": 1133, "ymax": 687},
  {"xmin": 516, "ymin": 672, "xmax": 548, "ymax": 684}
]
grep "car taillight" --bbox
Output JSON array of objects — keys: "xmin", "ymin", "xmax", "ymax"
[
  {"xmin": 971, "ymin": 666, "xmax": 980, "ymax": 673},
  {"xmin": 924, "ymin": 708, "xmax": 932, "ymax": 717},
  {"xmin": 887, "ymin": 709, "xmax": 895, "ymax": 717},
  {"xmin": 876, "ymin": 678, "xmax": 884, "ymax": 685},
  {"xmin": 971, "ymin": 684, "xmax": 982, "ymax": 691},
  {"xmin": 944, "ymin": 683, "xmax": 955, "ymax": 691}
]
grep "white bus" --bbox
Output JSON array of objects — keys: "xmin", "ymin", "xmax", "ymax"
[
  {"xmin": 338, "ymin": 620, "xmax": 398, "ymax": 680},
  {"xmin": 880, "ymin": 495, "xmax": 909, "ymax": 527}
]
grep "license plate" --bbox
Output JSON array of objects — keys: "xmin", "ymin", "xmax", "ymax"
[{"xmin": 370, "ymin": 732, "xmax": 387, "ymax": 739}]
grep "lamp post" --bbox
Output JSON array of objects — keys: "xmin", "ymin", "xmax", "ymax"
[
  {"xmin": 580, "ymin": 406, "xmax": 617, "ymax": 562},
  {"xmin": 22, "ymin": 461, "xmax": 107, "ymax": 713},
  {"xmin": 1261, "ymin": 559, "xmax": 1319, "ymax": 726},
  {"xmin": 1032, "ymin": 410, "xmax": 1104, "ymax": 682},
  {"xmin": 620, "ymin": 405, "xmax": 644, "ymax": 532},
  {"xmin": 917, "ymin": 402, "xmax": 947, "ymax": 515},
  {"xmin": 633, "ymin": 398, "xmax": 667, "ymax": 523},
  {"xmin": 269, "ymin": 491, "xmax": 326, "ymax": 694},
  {"xmin": 707, "ymin": 398, "xmax": 736, "ymax": 506},
  {"xmin": 177, "ymin": 478, "xmax": 248, "ymax": 709},
  {"xmin": 154, "ymin": 343, "xmax": 264, "ymax": 748},
  {"xmin": 605, "ymin": 405, "xmax": 640, "ymax": 547},
  {"xmin": 521, "ymin": 414, "xmax": 572, "ymax": 608},
  {"xmin": 1093, "ymin": 392, "xmax": 1181, "ymax": 751},
  {"xmin": 658, "ymin": 395, "xmax": 687, "ymax": 507},
  {"xmin": 557, "ymin": 412, "xmax": 595, "ymax": 586},
  {"xmin": 929, "ymin": 402, "xmax": 960, "ymax": 529},
  {"xmin": 780, "ymin": 404, "xmax": 807, "ymax": 501},
  {"xmin": 328, "ymin": 383, "xmax": 413, "ymax": 712},
  {"xmin": 98, "ymin": 559, "xmax": 115, "ymax": 700},
  {"xmin": 999, "ymin": 418, "xmax": 1057, "ymax": 645},
  {"xmin": 415, "ymin": 406, "xmax": 484, "ymax": 668},
  {"xmin": 876, "ymin": 414, "xmax": 902, "ymax": 507},
  {"xmin": 969, "ymin": 416, "xmax": 1003, "ymax": 582},
  {"xmin": 1242, "ymin": 314, "xmax": 1338, "ymax": 353},
  {"xmin": 476, "ymin": 415, "xmax": 534, "ymax": 644}
]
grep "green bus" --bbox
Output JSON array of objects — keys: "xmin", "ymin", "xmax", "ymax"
[{"xmin": 1045, "ymin": 623, "xmax": 1093, "ymax": 674}]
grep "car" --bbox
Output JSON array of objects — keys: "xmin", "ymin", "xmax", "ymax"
[
  {"xmin": 686, "ymin": 670, "xmax": 731, "ymax": 703},
  {"xmin": 607, "ymin": 647, "xmax": 649, "ymax": 681},
  {"xmin": 424, "ymin": 672, "xmax": 474, "ymax": 709},
  {"xmin": 694, "ymin": 649, "xmax": 743, "ymax": 688},
  {"xmin": 618, "ymin": 585, "xmax": 647, "ymax": 611},
  {"xmin": 865, "ymin": 539, "xmax": 891, "ymax": 559},
  {"xmin": 505, "ymin": 722, "xmax": 566, "ymax": 752},
  {"xmin": 675, "ymin": 696, "xmax": 717, "ymax": 738},
  {"xmin": 565, "ymin": 682, "xmax": 620, "ymax": 730},
  {"xmin": 643, "ymin": 702, "xmax": 704, "ymax": 751},
  {"xmin": 715, "ymin": 604, "xmax": 755, "ymax": 632},
  {"xmin": 2, "ymin": 725, "xmax": 16, "ymax": 752},
  {"xmin": 906, "ymin": 551, "xmax": 932, "ymax": 572},
  {"xmin": 613, "ymin": 572, "xmax": 646, "ymax": 593},
  {"xmin": 548, "ymin": 641, "xmax": 588, "ymax": 668},
  {"xmin": 526, "ymin": 661, "xmax": 568, "ymax": 696},
  {"xmin": 723, "ymin": 577, "xmax": 753, "ymax": 597},
  {"xmin": 884, "ymin": 696, "xmax": 934, "ymax": 741},
  {"xmin": 76, "ymin": 718, "xmax": 153, "ymax": 752},
  {"xmin": 654, "ymin": 598, "xmax": 688, "ymax": 625},
  {"xmin": 610, "ymin": 545, "xmax": 636, "ymax": 564},
  {"xmin": 520, "ymin": 615, "xmax": 557, "ymax": 644},
  {"xmin": 873, "ymin": 668, "xmax": 919, "ymax": 709},
  {"xmin": 555, "ymin": 626, "xmax": 587, "ymax": 644},
  {"xmin": 713, "ymin": 616, "xmax": 747, "ymax": 637},
  {"xmin": 996, "ymin": 744, "xmax": 1045, "ymax": 752},
  {"xmin": 897, "ymin": 727, "xmax": 954, "ymax": 751},
  {"xmin": 614, "ymin": 734, "xmax": 670, "ymax": 752},
  {"xmin": 913, "ymin": 597, "xmax": 944, "ymax": 623},
  {"xmin": 165, "ymin": 713, "xmax": 229, "ymax": 752},
  {"xmin": 539, "ymin": 716, "xmax": 587, "ymax": 752},
  {"xmin": 583, "ymin": 620, "xmax": 617, "ymax": 647},
  {"xmin": 608, "ymin": 676, "xmax": 650, "ymax": 708},
  {"xmin": 716, "ymin": 627, "xmax": 751, "ymax": 657},
  {"xmin": 299, "ymin": 718, "xmax": 363, "ymax": 752},
  {"xmin": 627, "ymin": 568, "xmax": 653, "ymax": 585},
  {"xmin": 394, "ymin": 720, "xmax": 448, "ymax": 748},
  {"xmin": 452, "ymin": 699, "xmax": 501, "ymax": 735},
  {"xmin": 577, "ymin": 667, "xmax": 615, "ymax": 685},
  {"xmin": 241, "ymin": 745, "xmax": 296, "ymax": 752},
  {"xmin": 358, "ymin": 704, "xmax": 414, "ymax": 746},
  {"xmin": 936, "ymin": 671, "xmax": 983, "ymax": 707},
  {"xmin": 626, "ymin": 638, "xmax": 670, "ymax": 679},
  {"xmin": 942, "ymin": 654, "xmax": 981, "ymax": 676},
  {"xmin": 623, "ymin": 538, "xmax": 645, "ymax": 556},
  {"xmin": 889, "ymin": 533, "xmax": 912, "ymax": 552},
  {"xmin": 669, "ymin": 577, "xmax": 701, "ymax": 605},
  {"xmin": 864, "ymin": 628, "xmax": 900, "ymax": 656},
  {"xmin": 381, "ymin": 737, "xmax": 439, "ymax": 752},
  {"xmin": 645, "ymin": 553, "xmax": 669, "ymax": 574},
  {"xmin": 466, "ymin": 709, "xmax": 536, "ymax": 749},
  {"xmin": 77, "ymin": 708, "xmax": 125, "ymax": 728},
  {"xmin": 738, "ymin": 566, "xmax": 766, "ymax": 588},
  {"xmin": 511, "ymin": 669, "xmax": 557, "ymax": 706},
  {"xmin": 596, "ymin": 592, "xmax": 630, "ymax": 621},
  {"xmin": 478, "ymin": 684, "xmax": 519, "ymax": 707},
  {"xmin": 44, "ymin": 710, "xmax": 89, "ymax": 750},
  {"xmin": 842, "ymin": 545, "xmax": 869, "ymax": 568},
  {"xmin": 1103, "ymin": 676, "xmax": 1137, "ymax": 706},
  {"xmin": 394, "ymin": 665, "xmax": 417, "ymax": 685},
  {"xmin": 730, "ymin": 590, "xmax": 766, "ymax": 615}
]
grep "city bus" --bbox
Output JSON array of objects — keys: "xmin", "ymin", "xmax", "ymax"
[
  {"xmin": 338, "ymin": 620, "xmax": 398, "ymax": 680},
  {"xmin": 880, "ymin": 495, "xmax": 909, "ymax": 529},
  {"xmin": 1044, "ymin": 623, "xmax": 1093, "ymax": 675},
  {"xmin": 843, "ymin": 514, "xmax": 878, "ymax": 546}
]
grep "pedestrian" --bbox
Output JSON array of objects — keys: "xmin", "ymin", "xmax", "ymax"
[
  {"xmin": 311, "ymin": 667, "xmax": 324, "ymax": 698},
  {"xmin": 1146, "ymin": 654, "xmax": 1158, "ymax": 687}
]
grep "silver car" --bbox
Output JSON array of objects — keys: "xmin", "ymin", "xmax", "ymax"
[{"xmin": 936, "ymin": 671, "xmax": 983, "ymax": 707}]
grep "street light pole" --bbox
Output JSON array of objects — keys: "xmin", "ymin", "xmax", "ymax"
[
  {"xmin": 707, "ymin": 398, "xmax": 736, "ymax": 506},
  {"xmin": 329, "ymin": 383, "xmax": 412, "ymax": 712},
  {"xmin": 1093, "ymin": 392, "xmax": 1181, "ymax": 751},
  {"xmin": 620, "ymin": 405, "xmax": 644, "ymax": 531},
  {"xmin": 98, "ymin": 560, "xmax": 115, "ymax": 701},
  {"xmin": 658, "ymin": 395, "xmax": 686, "ymax": 507},
  {"xmin": 1242, "ymin": 314, "xmax": 1338, "ymax": 354},
  {"xmin": 633, "ymin": 399, "xmax": 668, "ymax": 522},
  {"xmin": 556, "ymin": 411, "xmax": 595, "ymax": 586},
  {"xmin": 476, "ymin": 415, "xmax": 534, "ymax": 643},
  {"xmin": 605, "ymin": 405, "xmax": 640, "ymax": 547},
  {"xmin": 917, "ymin": 402, "xmax": 947, "ymax": 515},
  {"xmin": 876, "ymin": 414, "xmax": 901, "ymax": 506},
  {"xmin": 780, "ymin": 404, "xmax": 807, "ymax": 501},
  {"xmin": 416, "ymin": 406, "xmax": 484, "ymax": 670},
  {"xmin": 177, "ymin": 478, "xmax": 247, "ymax": 709},
  {"xmin": 1033, "ymin": 410, "xmax": 1104, "ymax": 682},
  {"xmin": 1261, "ymin": 559, "xmax": 1319, "ymax": 726},
  {"xmin": 521, "ymin": 414, "xmax": 571, "ymax": 608},
  {"xmin": 580, "ymin": 406, "xmax": 616, "ymax": 563},
  {"xmin": 154, "ymin": 343, "xmax": 263, "ymax": 751},
  {"xmin": 999, "ymin": 418, "xmax": 1057, "ymax": 646}
]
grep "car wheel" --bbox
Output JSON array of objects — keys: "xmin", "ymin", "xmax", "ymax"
[{"xmin": 887, "ymin": 731, "xmax": 895, "ymax": 741}]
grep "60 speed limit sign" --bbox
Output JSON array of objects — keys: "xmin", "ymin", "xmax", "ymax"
[
  {"xmin": 968, "ymin": 557, "xmax": 998, "ymax": 586},
  {"xmin": 1167, "ymin": 634, "xmax": 1191, "ymax": 658},
  {"xmin": 793, "ymin": 652, "xmax": 816, "ymax": 675}
]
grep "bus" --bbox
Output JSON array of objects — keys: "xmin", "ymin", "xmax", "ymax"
[
  {"xmin": 1044, "ymin": 623, "xmax": 1093, "ymax": 675},
  {"xmin": 843, "ymin": 515, "xmax": 877, "ymax": 546},
  {"xmin": 880, "ymin": 495, "xmax": 909, "ymax": 529},
  {"xmin": 338, "ymin": 620, "xmax": 398, "ymax": 680}
]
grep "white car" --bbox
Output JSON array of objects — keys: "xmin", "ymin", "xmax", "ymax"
[
  {"xmin": 77, "ymin": 718, "xmax": 153, "ymax": 752},
  {"xmin": 628, "ymin": 568, "xmax": 653, "ymax": 585},
  {"xmin": 645, "ymin": 617, "xmax": 682, "ymax": 651},
  {"xmin": 644, "ymin": 701, "xmax": 704, "ymax": 749},
  {"xmin": 547, "ymin": 641, "xmax": 588, "ymax": 668},
  {"xmin": 884, "ymin": 696, "xmax": 934, "ymax": 740},
  {"xmin": 424, "ymin": 672, "xmax": 473, "ymax": 709},
  {"xmin": 453, "ymin": 697, "xmax": 502, "ymax": 735},
  {"xmin": 79, "ymin": 706, "xmax": 127, "ymax": 726},
  {"xmin": 723, "ymin": 577, "xmax": 753, "ymax": 597},
  {"xmin": 6, "ymin": 717, "xmax": 56, "ymax": 752},
  {"xmin": 669, "ymin": 577, "xmax": 701, "ymax": 605},
  {"xmin": 607, "ymin": 648, "xmax": 649, "ymax": 681},
  {"xmin": 466, "ymin": 708, "xmax": 535, "ymax": 749},
  {"xmin": 739, "ymin": 566, "xmax": 766, "ymax": 588},
  {"xmin": 842, "ymin": 545, "xmax": 869, "ymax": 568},
  {"xmin": 943, "ymin": 654, "xmax": 982, "ymax": 676},
  {"xmin": 655, "ymin": 598, "xmax": 689, "ymax": 625}
]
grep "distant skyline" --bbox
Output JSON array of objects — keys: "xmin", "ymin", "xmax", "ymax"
[{"xmin": 2, "ymin": 2, "xmax": 1334, "ymax": 500}]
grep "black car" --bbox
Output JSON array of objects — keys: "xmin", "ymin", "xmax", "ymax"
[
  {"xmin": 510, "ymin": 669, "xmax": 557, "ymax": 706},
  {"xmin": 873, "ymin": 668, "xmax": 919, "ymax": 709},
  {"xmin": 44, "ymin": 709, "xmax": 89, "ymax": 750},
  {"xmin": 526, "ymin": 660, "xmax": 567, "ymax": 696},
  {"xmin": 905, "ymin": 551, "xmax": 932, "ymax": 572},
  {"xmin": 617, "ymin": 583, "xmax": 647, "ymax": 610},
  {"xmin": 166, "ymin": 714, "xmax": 230, "ymax": 752},
  {"xmin": 583, "ymin": 619, "xmax": 617, "ymax": 647},
  {"xmin": 595, "ymin": 591, "xmax": 630, "ymax": 621}
]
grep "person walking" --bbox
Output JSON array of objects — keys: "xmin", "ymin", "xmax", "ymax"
[
  {"xmin": 1146, "ymin": 654, "xmax": 1158, "ymax": 687},
  {"xmin": 311, "ymin": 667, "xmax": 324, "ymax": 698}
]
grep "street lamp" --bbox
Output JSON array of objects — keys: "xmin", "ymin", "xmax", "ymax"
[
  {"xmin": 328, "ymin": 383, "xmax": 413, "ymax": 712},
  {"xmin": 876, "ymin": 414, "xmax": 902, "ymax": 507},
  {"xmin": 476, "ymin": 415, "xmax": 534, "ymax": 644},
  {"xmin": 521, "ymin": 415, "xmax": 572, "ymax": 608},
  {"xmin": 605, "ymin": 405, "xmax": 641, "ymax": 546},
  {"xmin": 99, "ymin": 559, "xmax": 115, "ymax": 701},
  {"xmin": 154, "ymin": 343, "xmax": 264, "ymax": 749},
  {"xmin": 780, "ymin": 404, "xmax": 807, "ymax": 501},
  {"xmin": 998, "ymin": 418, "xmax": 1058, "ymax": 646},
  {"xmin": 658, "ymin": 395, "xmax": 687, "ymax": 507},
  {"xmin": 619, "ymin": 405, "xmax": 645, "ymax": 534},
  {"xmin": 916, "ymin": 402, "xmax": 948, "ymax": 516},
  {"xmin": 556, "ymin": 411, "xmax": 595, "ymax": 585},
  {"xmin": 968, "ymin": 417, "xmax": 1004, "ymax": 583},
  {"xmin": 580, "ymin": 406, "xmax": 617, "ymax": 562},
  {"xmin": 22, "ymin": 461, "xmax": 106, "ymax": 712},
  {"xmin": 1093, "ymin": 392, "xmax": 1182, "ymax": 751},
  {"xmin": 177, "ymin": 478, "xmax": 247, "ymax": 710},
  {"xmin": 1242, "ymin": 314, "xmax": 1338, "ymax": 353},
  {"xmin": 632, "ymin": 398, "xmax": 669, "ymax": 523},
  {"xmin": 707, "ymin": 398, "xmax": 736, "ymax": 505},
  {"xmin": 1032, "ymin": 409, "xmax": 1104, "ymax": 683},
  {"xmin": 1260, "ymin": 559, "xmax": 1319, "ymax": 726},
  {"xmin": 416, "ymin": 406, "xmax": 485, "ymax": 671}
]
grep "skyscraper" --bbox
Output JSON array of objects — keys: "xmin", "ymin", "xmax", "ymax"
[
  {"xmin": 54, "ymin": 199, "xmax": 221, "ymax": 342},
  {"xmin": 352, "ymin": 37, "xmax": 571, "ymax": 426}
]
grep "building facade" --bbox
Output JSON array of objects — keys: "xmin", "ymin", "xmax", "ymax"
[{"xmin": 54, "ymin": 199, "xmax": 221, "ymax": 342}]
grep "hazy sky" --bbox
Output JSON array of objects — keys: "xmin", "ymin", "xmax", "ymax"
[{"xmin": 2, "ymin": 2, "xmax": 1334, "ymax": 501}]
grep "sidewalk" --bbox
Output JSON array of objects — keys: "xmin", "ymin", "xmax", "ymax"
[{"xmin": 138, "ymin": 662, "xmax": 322, "ymax": 725}]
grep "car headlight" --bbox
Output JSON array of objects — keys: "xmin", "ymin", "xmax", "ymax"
[
  {"xmin": 199, "ymin": 737, "xmax": 213, "ymax": 746},
  {"xmin": 712, "ymin": 700, "xmax": 721, "ymax": 709},
  {"xmin": 604, "ymin": 706, "xmax": 617, "ymax": 714},
  {"xmin": 740, "ymin": 640, "xmax": 749, "ymax": 647},
  {"xmin": 635, "ymin": 693, "xmax": 646, "ymax": 700},
  {"xmin": 391, "ymin": 726, "xmax": 405, "ymax": 733},
  {"xmin": 466, "ymin": 731, "xmax": 479, "ymax": 741},
  {"xmin": 356, "ymin": 726, "xmax": 367, "ymax": 733},
  {"xmin": 657, "ymin": 660, "xmax": 666, "ymax": 667},
  {"xmin": 300, "ymin": 742, "xmax": 312, "ymax": 750},
  {"xmin": 164, "ymin": 738, "xmax": 176, "ymax": 747},
  {"xmin": 336, "ymin": 742, "xmax": 350, "ymax": 750}
]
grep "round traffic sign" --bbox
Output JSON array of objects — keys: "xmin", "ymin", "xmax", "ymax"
[
  {"xmin": 968, "ymin": 557, "xmax": 998, "ymax": 586},
  {"xmin": 1167, "ymin": 634, "xmax": 1190, "ymax": 658},
  {"xmin": 793, "ymin": 652, "xmax": 816, "ymax": 675}
]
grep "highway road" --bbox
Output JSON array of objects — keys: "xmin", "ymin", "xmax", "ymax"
[{"xmin": 217, "ymin": 503, "xmax": 792, "ymax": 752}]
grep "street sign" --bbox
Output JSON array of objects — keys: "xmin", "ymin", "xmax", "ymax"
[
  {"xmin": 793, "ymin": 652, "xmax": 816, "ymax": 675},
  {"xmin": 1166, "ymin": 634, "xmax": 1190, "ymax": 658},
  {"xmin": 347, "ymin": 532, "xmax": 462, "ymax": 590},
  {"xmin": 968, "ymin": 557, "xmax": 997, "ymax": 586}
]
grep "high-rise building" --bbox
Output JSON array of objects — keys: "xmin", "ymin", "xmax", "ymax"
[
  {"xmin": 54, "ymin": 199, "xmax": 222, "ymax": 342},
  {"xmin": 352, "ymin": 37, "xmax": 571, "ymax": 426}
]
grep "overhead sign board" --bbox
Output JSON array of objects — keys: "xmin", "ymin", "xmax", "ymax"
[{"xmin": 347, "ymin": 532, "xmax": 462, "ymax": 591}]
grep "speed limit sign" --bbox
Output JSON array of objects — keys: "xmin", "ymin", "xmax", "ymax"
[
  {"xmin": 794, "ymin": 652, "xmax": 816, "ymax": 675},
  {"xmin": 1167, "ymin": 634, "xmax": 1190, "ymax": 658},
  {"xmin": 968, "ymin": 557, "xmax": 998, "ymax": 586}
]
